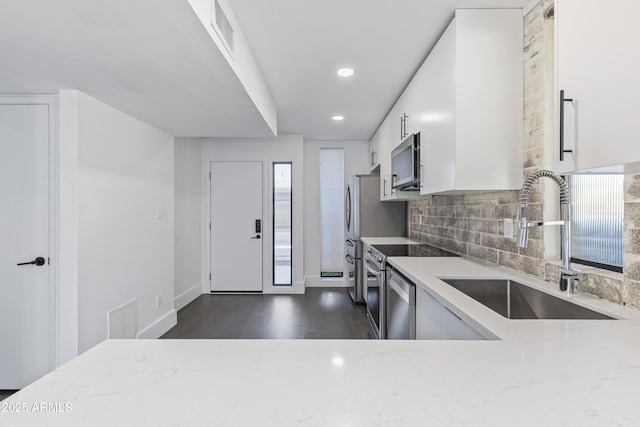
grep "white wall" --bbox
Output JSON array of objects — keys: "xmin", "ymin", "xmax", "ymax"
[
  {"xmin": 70, "ymin": 91, "xmax": 176, "ymax": 352},
  {"xmin": 201, "ymin": 136, "xmax": 305, "ymax": 294},
  {"xmin": 303, "ymin": 140, "xmax": 370, "ymax": 286},
  {"xmin": 174, "ymin": 138, "xmax": 203, "ymax": 309},
  {"xmin": 58, "ymin": 90, "xmax": 80, "ymax": 365}
]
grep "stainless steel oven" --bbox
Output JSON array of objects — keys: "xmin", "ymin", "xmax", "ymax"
[{"xmin": 364, "ymin": 245, "xmax": 386, "ymax": 339}]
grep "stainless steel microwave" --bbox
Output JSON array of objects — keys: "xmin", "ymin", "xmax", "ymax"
[{"xmin": 391, "ymin": 132, "xmax": 420, "ymax": 190}]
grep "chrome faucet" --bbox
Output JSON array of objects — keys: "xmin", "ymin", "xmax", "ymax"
[{"xmin": 516, "ymin": 169, "xmax": 583, "ymax": 294}]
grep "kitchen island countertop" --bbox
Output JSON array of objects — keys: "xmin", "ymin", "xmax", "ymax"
[{"xmin": 4, "ymin": 256, "xmax": 640, "ymax": 426}]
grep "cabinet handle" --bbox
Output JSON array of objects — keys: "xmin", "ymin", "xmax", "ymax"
[
  {"xmin": 559, "ymin": 90, "xmax": 574, "ymax": 161},
  {"xmin": 400, "ymin": 116, "xmax": 404, "ymax": 141},
  {"xmin": 403, "ymin": 114, "xmax": 408, "ymax": 139},
  {"xmin": 371, "ymin": 150, "xmax": 376, "ymax": 167},
  {"xmin": 419, "ymin": 164, "xmax": 424, "ymax": 189},
  {"xmin": 383, "ymin": 179, "xmax": 387, "ymax": 197}
]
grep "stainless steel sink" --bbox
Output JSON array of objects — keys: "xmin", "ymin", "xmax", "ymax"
[{"xmin": 440, "ymin": 279, "xmax": 614, "ymax": 320}]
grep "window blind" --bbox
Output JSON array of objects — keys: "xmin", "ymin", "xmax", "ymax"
[{"xmin": 568, "ymin": 174, "xmax": 624, "ymax": 270}]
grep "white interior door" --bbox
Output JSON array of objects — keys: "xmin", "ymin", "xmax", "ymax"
[
  {"xmin": 210, "ymin": 161, "xmax": 263, "ymax": 292},
  {"xmin": 0, "ymin": 102, "xmax": 53, "ymax": 389}
]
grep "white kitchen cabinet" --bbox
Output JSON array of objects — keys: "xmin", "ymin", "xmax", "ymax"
[
  {"xmin": 556, "ymin": 0, "xmax": 640, "ymax": 173},
  {"xmin": 419, "ymin": 9, "xmax": 523, "ymax": 195},
  {"xmin": 369, "ymin": 132, "xmax": 380, "ymax": 172},
  {"xmin": 375, "ymin": 104, "xmax": 423, "ymax": 201},
  {"xmin": 387, "ymin": 92, "xmax": 410, "ymax": 149},
  {"xmin": 416, "ymin": 286, "xmax": 484, "ymax": 340},
  {"xmin": 377, "ymin": 109, "xmax": 396, "ymax": 200},
  {"xmin": 402, "ymin": 60, "xmax": 429, "ymax": 140},
  {"xmin": 387, "ymin": 81, "xmax": 423, "ymax": 155}
]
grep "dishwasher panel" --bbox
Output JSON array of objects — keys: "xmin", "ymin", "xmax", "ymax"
[{"xmin": 386, "ymin": 266, "xmax": 416, "ymax": 339}]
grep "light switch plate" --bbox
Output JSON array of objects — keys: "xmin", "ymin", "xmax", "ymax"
[
  {"xmin": 503, "ymin": 218, "xmax": 514, "ymax": 238},
  {"xmin": 156, "ymin": 208, "xmax": 165, "ymax": 220}
]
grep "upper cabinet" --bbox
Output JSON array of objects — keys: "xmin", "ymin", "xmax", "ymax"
[
  {"xmin": 374, "ymin": 104, "xmax": 423, "ymax": 201},
  {"xmin": 556, "ymin": 0, "xmax": 640, "ymax": 173},
  {"xmin": 369, "ymin": 9, "xmax": 523, "ymax": 199},
  {"xmin": 369, "ymin": 131, "xmax": 380, "ymax": 172},
  {"xmin": 378, "ymin": 104, "xmax": 403, "ymax": 200},
  {"xmin": 402, "ymin": 59, "xmax": 429, "ymax": 141},
  {"xmin": 420, "ymin": 9, "xmax": 523, "ymax": 195}
]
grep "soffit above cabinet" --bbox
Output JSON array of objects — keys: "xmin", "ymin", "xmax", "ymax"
[{"xmin": 0, "ymin": 0, "xmax": 276, "ymax": 137}]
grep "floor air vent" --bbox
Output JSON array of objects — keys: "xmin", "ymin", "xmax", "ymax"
[
  {"xmin": 321, "ymin": 272, "xmax": 344, "ymax": 278},
  {"xmin": 108, "ymin": 299, "xmax": 137, "ymax": 339}
]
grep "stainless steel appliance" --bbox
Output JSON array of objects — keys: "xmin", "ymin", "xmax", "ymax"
[
  {"xmin": 391, "ymin": 132, "xmax": 420, "ymax": 190},
  {"xmin": 345, "ymin": 239, "xmax": 357, "ymax": 300},
  {"xmin": 365, "ymin": 243, "xmax": 458, "ymax": 339},
  {"xmin": 386, "ymin": 265, "xmax": 416, "ymax": 339},
  {"xmin": 345, "ymin": 175, "xmax": 406, "ymax": 304},
  {"xmin": 364, "ymin": 245, "xmax": 386, "ymax": 338}
]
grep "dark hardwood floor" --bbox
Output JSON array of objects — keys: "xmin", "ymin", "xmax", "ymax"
[
  {"xmin": 0, "ymin": 390, "xmax": 17, "ymax": 401},
  {"xmin": 161, "ymin": 287, "xmax": 369, "ymax": 339}
]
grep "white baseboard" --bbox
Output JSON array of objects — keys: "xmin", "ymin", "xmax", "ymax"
[
  {"xmin": 174, "ymin": 281, "xmax": 203, "ymax": 310},
  {"xmin": 137, "ymin": 309, "xmax": 177, "ymax": 339},
  {"xmin": 262, "ymin": 287, "xmax": 304, "ymax": 295},
  {"xmin": 305, "ymin": 276, "xmax": 349, "ymax": 288}
]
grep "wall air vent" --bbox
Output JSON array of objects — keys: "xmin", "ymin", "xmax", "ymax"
[
  {"xmin": 211, "ymin": 0, "xmax": 234, "ymax": 56},
  {"xmin": 108, "ymin": 299, "xmax": 137, "ymax": 339}
]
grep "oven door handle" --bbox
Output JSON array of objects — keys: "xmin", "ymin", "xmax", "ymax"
[{"xmin": 365, "ymin": 260, "xmax": 382, "ymax": 277}]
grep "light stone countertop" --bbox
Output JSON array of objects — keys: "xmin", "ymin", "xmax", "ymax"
[
  {"xmin": 4, "ymin": 257, "xmax": 640, "ymax": 426},
  {"xmin": 360, "ymin": 236, "xmax": 422, "ymax": 245}
]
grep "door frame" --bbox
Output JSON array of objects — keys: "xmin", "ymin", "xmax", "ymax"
[
  {"xmin": 201, "ymin": 139, "xmax": 304, "ymax": 295},
  {"xmin": 0, "ymin": 95, "xmax": 58, "ymax": 371},
  {"xmin": 207, "ymin": 160, "xmax": 265, "ymax": 292}
]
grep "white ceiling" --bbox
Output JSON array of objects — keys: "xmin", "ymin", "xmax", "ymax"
[
  {"xmin": 228, "ymin": 0, "xmax": 524, "ymax": 140},
  {"xmin": 0, "ymin": 0, "xmax": 275, "ymax": 137},
  {"xmin": 0, "ymin": 0, "xmax": 524, "ymax": 140}
]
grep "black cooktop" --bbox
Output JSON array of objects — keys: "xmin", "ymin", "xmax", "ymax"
[{"xmin": 372, "ymin": 244, "xmax": 459, "ymax": 257}]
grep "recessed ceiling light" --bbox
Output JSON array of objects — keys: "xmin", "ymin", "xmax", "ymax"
[
  {"xmin": 332, "ymin": 115, "xmax": 344, "ymax": 121},
  {"xmin": 337, "ymin": 67, "xmax": 354, "ymax": 77}
]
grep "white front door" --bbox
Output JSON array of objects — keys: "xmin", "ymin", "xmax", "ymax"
[
  {"xmin": 0, "ymin": 101, "xmax": 54, "ymax": 389},
  {"xmin": 210, "ymin": 161, "xmax": 263, "ymax": 292}
]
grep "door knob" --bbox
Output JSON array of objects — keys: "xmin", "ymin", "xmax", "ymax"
[
  {"xmin": 251, "ymin": 235, "xmax": 261, "ymax": 240},
  {"xmin": 17, "ymin": 256, "xmax": 46, "ymax": 266}
]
